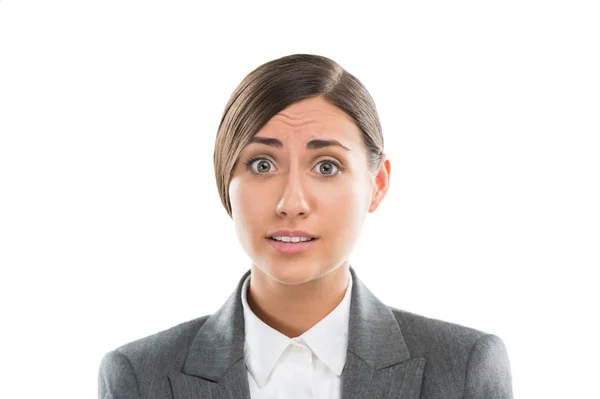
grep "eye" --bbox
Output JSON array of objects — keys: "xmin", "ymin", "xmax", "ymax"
[
  {"xmin": 245, "ymin": 157, "xmax": 275, "ymax": 174},
  {"xmin": 244, "ymin": 157, "xmax": 342, "ymax": 177},
  {"xmin": 314, "ymin": 160, "xmax": 341, "ymax": 177}
]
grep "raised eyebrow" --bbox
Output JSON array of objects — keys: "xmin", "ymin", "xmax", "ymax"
[{"xmin": 247, "ymin": 137, "xmax": 351, "ymax": 151}]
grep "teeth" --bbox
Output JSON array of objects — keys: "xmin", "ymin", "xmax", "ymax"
[{"xmin": 272, "ymin": 236, "xmax": 313, "ymax": 243}]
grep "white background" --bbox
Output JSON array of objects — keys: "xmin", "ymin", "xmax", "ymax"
[{"xmin": 1, "ymin": 1, "xmax": 598, "ymax": 398}]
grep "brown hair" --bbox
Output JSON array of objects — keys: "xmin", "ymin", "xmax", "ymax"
[{"xmin": 214, "ymin": 53, "xmax": 385, "ymax": 218}]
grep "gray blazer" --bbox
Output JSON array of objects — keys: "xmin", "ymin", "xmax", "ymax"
[{"xmin": 99, "ymin": 267, "xmax": 513, "ymax": 398}]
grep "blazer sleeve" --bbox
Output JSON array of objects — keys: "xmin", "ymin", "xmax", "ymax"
[
  {"xmin": 463, "ymin": 334, "xmax": 514, "ymax": 399},
  {"xmin": 98, "ymin": 349, "xmax": 142, "ymax": 399}
]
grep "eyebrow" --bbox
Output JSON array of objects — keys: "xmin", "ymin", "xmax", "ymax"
[{"xmin": 248, "ymin": 137, "xmax": 351, "ymax": 151}]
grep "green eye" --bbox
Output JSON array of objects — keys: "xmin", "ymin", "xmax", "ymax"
[
  {"xmin": 247, "ymin": 158, "xmax": 273, "ymax": 173},
  {"xmin": 315, "ymin": 160, "xmax": 340, "ymax": 176},
  {"xmin": 244, "ymin": 157, "xmax": 342, "ymax": 177}
]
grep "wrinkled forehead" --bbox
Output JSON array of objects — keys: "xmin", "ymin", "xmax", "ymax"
[{"xmin": 252, "ymin": 97, "xmax": 361, "ymax": 148}]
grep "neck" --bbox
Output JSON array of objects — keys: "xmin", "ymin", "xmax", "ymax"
[{"xmin": 246, "ymin": 263, "xmax": 350, "ymax": 338}]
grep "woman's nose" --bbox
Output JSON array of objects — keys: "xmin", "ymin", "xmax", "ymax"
[{"xmin": 275, "ymin": 173, "xmax": 310, "ymax": 219}]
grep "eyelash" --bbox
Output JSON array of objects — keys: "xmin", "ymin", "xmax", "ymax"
[{"xmin": 243, "ymin": 156, "xmax": 343, "ymax": 177}]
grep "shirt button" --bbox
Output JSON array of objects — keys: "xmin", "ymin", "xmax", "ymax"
[{"xmin": 291, "ymin": 343, "xmax": 302, "ymax": 352}]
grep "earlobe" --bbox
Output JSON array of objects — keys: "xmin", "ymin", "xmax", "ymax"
[
  {"xmin": 368, "ymin": 192, "xmax": 380, "ymax": 213},
  {"xmin": 368, "ymin": 189, "xmax": 384, "ymax": 213}
]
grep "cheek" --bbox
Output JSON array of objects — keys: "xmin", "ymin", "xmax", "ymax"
[
  {"xmin": 319, "ymin": 181, "xmax": 368, "ymax": 232},
  {"xmin": 229, "ymin": 179, "xmax": 269, "ymax": 224}
]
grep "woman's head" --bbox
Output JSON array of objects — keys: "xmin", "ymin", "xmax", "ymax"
[{"xmin": 214, "ymin": 54, "xmax": 390, "ymax": 285}]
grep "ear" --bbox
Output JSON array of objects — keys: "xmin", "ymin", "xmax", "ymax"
[{"xmin": 368, "ymin": 154, "xmax": 391, "ymax": 213}]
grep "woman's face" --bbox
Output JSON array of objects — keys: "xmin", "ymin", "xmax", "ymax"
[{"xmin": 229, "ymin": 96, "xmax": 389, "ymax": 286}]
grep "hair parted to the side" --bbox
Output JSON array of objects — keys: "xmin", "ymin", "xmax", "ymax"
[{"xmin": 214, "ymin": 53, "xmax": 385, "ymax": 219}]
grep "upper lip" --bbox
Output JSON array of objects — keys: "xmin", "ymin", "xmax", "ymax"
[{"xmin": 267, "ymin": 230, "xmax": 318, "ymax": 238}]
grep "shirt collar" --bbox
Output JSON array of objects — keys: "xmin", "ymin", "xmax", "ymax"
[{"xmin": 240, "ymin": 269, "xmax": 353, "ymax": 388}]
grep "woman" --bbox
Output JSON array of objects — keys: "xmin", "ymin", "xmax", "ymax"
[{"xmin": 98, "ymin": 53, "xmax": 513, "ymax": 398}]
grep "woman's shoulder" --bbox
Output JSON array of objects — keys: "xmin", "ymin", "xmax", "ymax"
[
  {"xmin": 389, "ymin": 306, "xmax": 512, "ymax": 397},
  {"xmin": 106, "ymin": 314, "xmax": 210, "ymax": 360},
  {"xmin": 390, "ymin": 306, "xmax": 509, "ymax": 358},
  {"xmin": 390, "ymin": 306, "xmax": 490, "ymax": 346},
  {"xmin": 98, "ymin": 316, "xmax": 209, "ymax": 398},
  {"xmin": 100, "ymin": 316, "xmax": 210, "ymax": 375},
  {"xmin": 98, "ymin": 315, "xmax": 211, "ymax": 398}
]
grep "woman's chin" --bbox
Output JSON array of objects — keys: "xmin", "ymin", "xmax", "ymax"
[{"xmin": 256, "ymin": 262, "xmax": 322, "ymax": 286}]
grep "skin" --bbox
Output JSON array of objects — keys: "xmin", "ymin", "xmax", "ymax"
[{"xmin": 228, "ymin": 95, "xmax": 391, "ymax": 338}]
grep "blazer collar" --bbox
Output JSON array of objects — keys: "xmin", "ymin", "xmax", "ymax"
[{"xmin": 168, "ymin": 266, "xmax": 425, "ymax": 399}]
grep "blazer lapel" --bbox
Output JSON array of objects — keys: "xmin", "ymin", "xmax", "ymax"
[
  {"xmin": 168, "ymin": 267, "xmax": 425, "ymax": 399},
  {"xmin": 168, "ymin": 270, "xmax": 252, "ymax": 399},
  {"xmin": 341, "ymin": 267, "xmax": 426, "ymax": 398}
]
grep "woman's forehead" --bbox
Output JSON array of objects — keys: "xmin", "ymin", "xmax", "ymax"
[
  {"xmin": 255, "ymin": 98, "xmax": 361, "ymax": 146},
  {"xmin": 266, "ymin": 97, "xmax": 355, "ymax": 128}
]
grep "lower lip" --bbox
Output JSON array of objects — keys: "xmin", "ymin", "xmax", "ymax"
[{"xmin": 266, "ymin": 237, "xmax": 319, "ymax": 254}]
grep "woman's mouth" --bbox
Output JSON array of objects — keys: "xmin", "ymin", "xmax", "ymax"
[{"xmin": 266, "ymin": 237, "xmax": 319, "ymax": 254}]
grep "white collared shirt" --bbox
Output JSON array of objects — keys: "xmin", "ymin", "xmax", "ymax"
[{"xmin": 240, "ymin": 269, "xmax": 353, "ymax": 398}]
